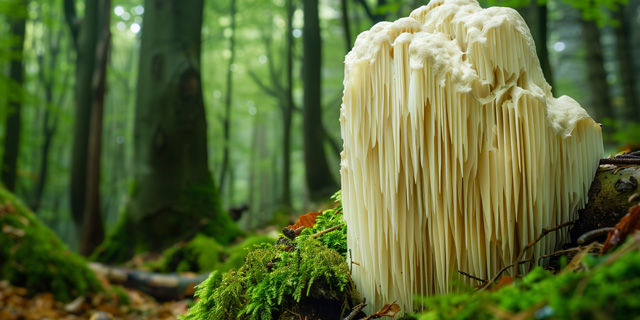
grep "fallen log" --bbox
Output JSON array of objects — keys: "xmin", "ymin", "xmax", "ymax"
[
  {"xmin": 570, "ymin": 164, "xmax": 640, "ymax": 245},
  {"xmin": 88, "ymin": 262, "xmax": 209, "ymax": 301}
]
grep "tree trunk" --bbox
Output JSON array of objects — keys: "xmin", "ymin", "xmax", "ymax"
[
  {"xmin": 518, "ymin": 1, "xmax": 554, "ymax": 93},
  {"xmin": 93, "ymin": 0, "xmax": 240, "ymax": 262},
  {"xmin": 1, "ymin": 0, "xmax": 27, "ymax": 192},
  {"xmin": 32, "ymin": 25, "xmax": 65, "ymax": 212},
  {"xmin": 581, "ymin": 18, "xmax": 614, "ymax": 123},
  {"xmin": 219, "ymin": 0, "xmax": 237, "ymax": 198},
  {"xmin": 80, "ymin": 0, "xmax": 110, "ymax": 256},
  {"xmin": 340, "ymin": 0, "xmax": 352, "ymax": 53},
  {"xmin": 303, "ymin": 0, "xmax": 338, "ymax": 200},
  {"xmin": 282, "ymin": 0, "xmax": 294, "ymax": 209},
  {"xmin": 613, "ymin": 7, "xmax": 639, "ymax": 121},
  {"xmin": 66, "ymin": 0, "xmax": 100, "ymax": 232}
]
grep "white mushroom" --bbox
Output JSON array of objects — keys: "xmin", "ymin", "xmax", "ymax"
[{"xmin": 339, "ymin": 0, "xmax": 603, "ymax": 314}]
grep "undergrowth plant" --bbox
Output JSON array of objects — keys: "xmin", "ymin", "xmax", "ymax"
[
  {"xmin": 411, "ymin": 237, "xmax": 640, "ymax": 320},
  {"xmin": 181, "ymin": 191, "xmax": 356, "ymax": 320}
]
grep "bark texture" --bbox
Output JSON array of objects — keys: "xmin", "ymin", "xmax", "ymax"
[
  {"xmin": 570, "ymin": 164, "xmax": 640, "ymax": 245},
  {"xmin": 94, "ymin": 0, "xmax": 240, "ymax": 262}
]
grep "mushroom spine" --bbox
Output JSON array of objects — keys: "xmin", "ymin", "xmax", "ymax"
[{"xmin": 339, "ymin": 0, "xmax": 603, "ymax": 314}]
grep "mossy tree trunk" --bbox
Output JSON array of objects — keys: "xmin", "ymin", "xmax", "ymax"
[
  {"xmin": 303, "ymin": 0, "xmax": 338, "ymax": 201},
  {"xmin": 94, "ymin": 0, "xmax": 240, "ymax": 263}
]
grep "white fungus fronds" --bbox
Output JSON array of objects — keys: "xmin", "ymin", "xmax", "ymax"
[{"xmin": 339, "ymin": 0, "xmax": 603, "ymax": 314}]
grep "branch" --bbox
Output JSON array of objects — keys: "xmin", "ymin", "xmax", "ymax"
[
  {"xmin": 312, "ymin": 224, "xmax": 344, "ymax": 238},
  {"xmin": 512, "ymin": 221, "xmax": 574, "ymax": 279},
  {"xmin": 479, "ymin": 259, "xmax": 534, "ymax": 292},
  {"xmin": 458, "ymin": 270, "xmax": 488, "ymax": 284}
]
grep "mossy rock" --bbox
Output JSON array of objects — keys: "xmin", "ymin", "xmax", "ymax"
[
  {"xmin": 0, "ymin": 187, "xmax": 102, "ymax": 301},
  {"xmin": 181, "ymin": 191, "xmax": 356, "ymax": 320}
]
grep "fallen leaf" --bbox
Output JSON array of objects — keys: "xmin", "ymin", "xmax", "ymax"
[
  {"xmin": 491, "ymin": 276, "xmax": 513, "ymax": 291},
  {"xmin": 601, "ymin": 205, "xmax": 640, "ymax": 255},
  {"xmin": 362, "ymin": 301, "xmax": 401, "ymax": 319},
  {"xmin": 287, "ymin": 211, "xmax": 322, "ymax": 230}
]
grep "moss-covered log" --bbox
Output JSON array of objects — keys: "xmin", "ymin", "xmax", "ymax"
[
  {"xmin": 570, "ymin": 164, "xmax": 640, "ymax": 245},
  {"xmin": 0, "ymin": 187, "xmax": 102, "ymax": 301}
]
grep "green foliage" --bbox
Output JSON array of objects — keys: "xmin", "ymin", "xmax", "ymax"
[
  {"xmin": 181, "ymin": 192, "xmax": 354, "ymax": 320},
  {"xmin": 601, "ymin": 119, "xmax": 640, "ymax": 152},
  {"xmin": 0, "ymin": 187, "xmax": 103, "ymax": 302},
  {"xmin": 412, "ymin": 244, "xmax": 640, "ymax": 320},
  {"xmin": 299, "ymin": 190, "xmax": 347, "ymax": 257}
]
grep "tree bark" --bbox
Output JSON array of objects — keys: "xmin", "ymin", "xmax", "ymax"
[
  {"xmin": 1, "ymin": 0, "xmax": 27, "ymax": 192},
  {"xmin": 94, "ymin": 0, "xmax": 240, "ymax": 262},
  {"xmin": 218, "ymin": 0, "xmax": 237, "ymax": 197},
  {"xmin": 570, "ymin": 164, "xmax": 640, "ymax": 245},
  {"xmin": 303, "ymin": 0, "xmax": 338, "ymax": 201},
  {"xmin": 613, "ymin": 7, "xmax": 639, "ymax": 121},
  {"xmin": 80, "ymin": 0, "xmax": 110, "ymax": 256}
]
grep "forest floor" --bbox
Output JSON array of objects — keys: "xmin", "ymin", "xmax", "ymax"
[{"xmin": 0, "ymin": 278, "xmax": 190, "ymax": 320}]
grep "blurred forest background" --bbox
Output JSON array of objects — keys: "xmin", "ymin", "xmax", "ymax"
[{"xmin": 0, "ymin": 0, "xmax": 639, "ymax": 255}]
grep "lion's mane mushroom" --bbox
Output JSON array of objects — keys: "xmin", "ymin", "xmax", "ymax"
[{"xmin": 339, "ymin": 0, "xmax": 603, "ymax": 314}]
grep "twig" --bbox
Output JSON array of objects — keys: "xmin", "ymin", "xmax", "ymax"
[
  {"xmin": 599, "ymin": 158, "xmax": 640, "ymax": 165},
  {"xmin": 513, "ymin": 221, "xmax": 574, "ymax": 279},
  {"xmin": 458, "ymin": 270, "xmax": 488, "ymax": 284},
  {"xmin": 479, "ymin": 259, "xmax": 534, "ymax": 292},
  {"xmin": 536, "ymin": 246, "xmax": 601, "ymax": 265},
  {"xmin": 343, "ymin": 298, "xmax": 367, "ymax": 320},
  {"xmin": 312, "ymin": 224, "xmax": 344, "ymax": 238},
  {"xmin": 285, "ymin": 309, "xmax": 302, "ymax": 320},
  {"xmin": 577, "ymin": 227, "xmax": 614, "ymax": 245}
]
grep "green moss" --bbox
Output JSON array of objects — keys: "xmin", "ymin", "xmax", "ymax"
[
  {"xmin": 412, "ymin": 241, "xmax": 640, "ymax": 320},
  {"xmin": 181, "ymin": 191, "xmax": 354, "ymax": 320},
  {"xmin": 220, "ymin": 235, "xmax": 276, "ymax": 273},
  {"xmin": 299, "ymin": 190, "xmax": 346, "ymax": 257},
  {"xmin": 0, "ymin": 187, "xmax": 103, "ymax": 302},
  {"xmin": 93, "ymin": 181, "xmax": 243, "ymax": 264}
]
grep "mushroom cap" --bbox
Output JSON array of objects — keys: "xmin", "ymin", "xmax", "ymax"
[{"xmin": 340, "ymin": 0, "xmax": 603, "ymax": 315}]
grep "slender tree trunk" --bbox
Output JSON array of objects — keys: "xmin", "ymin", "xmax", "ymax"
[
  {"xmin": 303, "ymin": 0, "xmax": 337, "ymax": 200},
  {"xmin": 282, "ymin": 0, "xmax": 294, "ymax": 209},
  {"xmin": 340, "ymin": 0, "xmax": 352, "ymax": 53},
  {"xmin": 94, "ymin": 0, "xmax": 240, "ymax": 262},
  {"xmin": 613, "ymin": 7, "xmax": 639, "ymax": 121},
  {"xmin": 80, "ymin": 0, "xmax": 110, "ymax": 256},
  {"xmin": 581, "ymin": 18, "xmax": 614, "ymax": 123},
  {"xmin": 518, "ymin": 1, "xmax": 554, "ymax": 93},
  {"xmin": 65, "ymin": 0, "xmax": 100, "ymax": 231},
  {"xmin": 219, "ymin": 0, "xmax": 237, "ymax": 197},
  {"xmin": 32, "ymin": 27, "xmax": 64, "ymax": 212},
  {"xmin": 1, "ymin": 0, "xmax": 27, "ymax": 192}
]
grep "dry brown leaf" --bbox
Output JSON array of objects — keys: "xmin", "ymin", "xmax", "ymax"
[
  {"xmin": 288, "ymin": 211, "xmax": 322, "ymax": 230},
  {"xmin": 490, "ymin": 276, "xmax": 513, "ymax": 291},
  {"xmin": 561, "ymin": 242, "xmax": 598, "ymax": 274},
  {"xmin": 601, "ymin": 205, "xmax": 640, "ymax": 255},
  {"xmin": 361, "ymin": 301, "xmax": 401, "ymax": 319}
]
